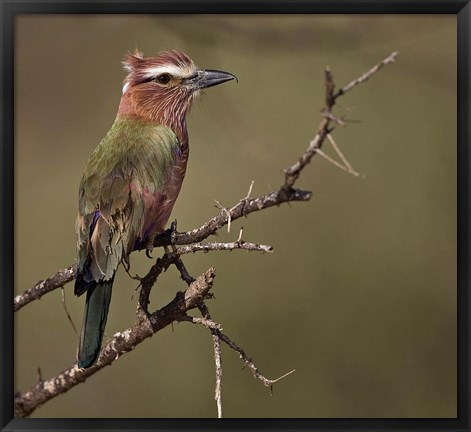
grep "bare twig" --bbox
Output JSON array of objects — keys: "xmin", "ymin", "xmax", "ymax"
[
  {"xmin": 282, "ymin": 65, "xmax": 335, "ymax": 190},
  {"xmin": 14, "ymin": 265, "xmax": 76, "ymax": 312},
  {"xmin": 334, "ymin": 51, "xmax": 398, "ymax": 98},
  {"xmin": 185, "ymin": 312, "xmax": 296, "ymax": 396},
  {"xmin": 177, "ymin": 240, "xmax": 273, "ymax": 255},
  {"xmin": 172, "ymin": 257, "xmax": 224, "ymax": 418},
  {"xmin": 173, "ymin": 256, "xmax": 196, "ymax": 285},
  {"xmin": 283, "ymin": 51, "xmax": 397, "ymax": 190},
  {"xmin": 218, "ymin": 331, "xmax": 296, "ymax": 395},
  {"xmin": 137, "ymin": 255, "xmax": 172, "ymax": 315},
  {"xmin": 15, "ymin": 239, "xmax": 271, "ymax": 312},
  {"xmin": 198, "ymin": 303, "xmax": 223, "ymax": 419},
  {"xmin": 160, "ymin": 188, "xmax": 311, "ymax": 247},
  {"xmin": 178, "ymin": 315, "xmax": 223, "ymax": 331},
  {"xmin": 213, "ymin": 333, "xmax": 223, "ymax": 418},
  {"xmin": 61, "ymin": 287, "xmax": 78, "ymax": 336},
  {"xmin": 177, "ymin": 239, "xmax": 294, "ymax": 416}
]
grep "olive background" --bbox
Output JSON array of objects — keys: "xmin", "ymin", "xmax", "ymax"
[{"xmin": 15, "ymin": 15, "xmax": 456, "ymax": 418}]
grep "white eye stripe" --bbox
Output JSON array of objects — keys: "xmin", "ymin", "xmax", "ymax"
[
  {"xmin": 144, "ymin": 64, "xmax": 195, "ymax": 79},
  {"xmin": 144, "ymin": 65, "xmax": 183, "ymax": 78}
]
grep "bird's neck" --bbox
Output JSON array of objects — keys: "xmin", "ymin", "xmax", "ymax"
[{"xmin": 117, "ymin": 91, "xmax": 189, "ymax": 148}]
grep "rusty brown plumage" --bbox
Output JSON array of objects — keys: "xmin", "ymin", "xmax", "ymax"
[{"xmin": 118, "ymin": 49, "xmax": 198, "ymax": 144}]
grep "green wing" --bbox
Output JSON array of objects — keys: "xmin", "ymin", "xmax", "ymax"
[{"xmin": 75, "ymin": 119, "xmax": 179, "ymax": 294}]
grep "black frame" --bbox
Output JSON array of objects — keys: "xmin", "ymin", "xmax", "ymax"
[{"xmin": 1, "ymin": 1, "xmax": 469, "ymax": 431}]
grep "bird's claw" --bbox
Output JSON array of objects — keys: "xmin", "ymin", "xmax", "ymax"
[{"xmin": 153, "ymin": 220, "xmax": 178, "ymax": 247}]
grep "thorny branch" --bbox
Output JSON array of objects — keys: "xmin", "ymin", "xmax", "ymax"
[
  {"xmin": 217, "ymin": 329, "xmax": 297, "ymax": 394},
  {"xmin": 198, "ymin": 297, "xmax": 223, "ymax": 418},
  {"xmin": 185, "ymin": 302, "xmax": 296, "ymax": 411},
  {"xmin": 14, "ymin": 52, "xmax": 398, "ymax": 418},
  {"xmin": 14, "ymin": 266, "xmax": 76, "ymax": 312},
  {"xmin": 174, "ymin": 256, "xmax": 287, "ymax": 419},
  {"xmin": 15, "ymin": 268, "xmax": 216, "ymax": 418},
  {"xmin": 14, "ymin": 240, "xmax": 272, "ymax": 312},
  {"xmin": 334, "ymin": 51, "xmax": 398, "ymax": 98}
]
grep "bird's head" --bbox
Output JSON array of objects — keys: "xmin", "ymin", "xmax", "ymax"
[{"xmin": 118, "ymin": 49, "xmax": 236, "ymax": 129}]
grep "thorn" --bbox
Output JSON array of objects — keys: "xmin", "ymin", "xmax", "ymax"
[
  {"xmin": 37, "ymin": 367, "xmax": 43, "ymax": 383},
  {"xmin": 326, "ymin": 133, "xmax": 361, "ymax": 177},
  {"xmin": 237, "ymin": 226, "xmax": 244, "ymax": 243},
  {"xmin": 215, "ymin": 200, "xmax": 232, "ymax": 233},
  {"xmin": 315, "ymin": 147, "xmax": 359, "ymax": 177},
  {"xmin": 271, "ymin": 368, "xmax": 296, "ymax": 384},
  {"xmin": 244, "ymin": 180, "xmax": 254, "ymax": 200},
  {"xmin": 146, "ymin": 249, "xmax": 153, "ymax": 259}
]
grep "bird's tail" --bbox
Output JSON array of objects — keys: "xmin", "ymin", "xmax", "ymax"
[{"xmin": 77, "ymin": 279, "xmax": 114, "ymax": 368}]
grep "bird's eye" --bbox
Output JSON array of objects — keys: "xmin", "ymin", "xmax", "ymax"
[{"xmin": 156, "ymin": 74, "xmax": 171, "ymax": 84}]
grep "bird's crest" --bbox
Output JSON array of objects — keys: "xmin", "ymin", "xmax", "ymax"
[{"xmin": 122, "ymin": 48, "xmax": 144, "ymax": 72}]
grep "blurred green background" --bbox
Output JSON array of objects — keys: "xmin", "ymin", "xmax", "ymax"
[{"xmin": 15, "ymin": 15, "xmax": 456, "ymax": 418}]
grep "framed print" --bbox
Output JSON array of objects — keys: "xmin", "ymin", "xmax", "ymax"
[{"xmin": 1, "ymin": 1, "xmax": 469, "ymax": 431}]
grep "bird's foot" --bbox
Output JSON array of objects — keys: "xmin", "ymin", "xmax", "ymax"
[{"xmin": 153, "ymin": 219, "xmax": 178, "ymax": 247}]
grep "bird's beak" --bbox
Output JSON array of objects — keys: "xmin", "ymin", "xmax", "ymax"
[{"xmin": 185, "ymin": 69, "xmax": 237, "ymax": 90}]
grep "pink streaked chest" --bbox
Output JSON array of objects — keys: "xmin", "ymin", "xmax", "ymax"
[{"xmin": 137, "ymin": 136, "xmax": 189, "ymax": 246}]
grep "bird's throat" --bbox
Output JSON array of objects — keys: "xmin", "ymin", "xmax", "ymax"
[{"xmin": 117, "ymin": 87, "xmax": 192, "ymax": 147}]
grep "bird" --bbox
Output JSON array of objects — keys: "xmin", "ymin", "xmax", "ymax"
[{"xmin": 74, "ymin": 49, "xmax": 236, "ymax": 368}]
